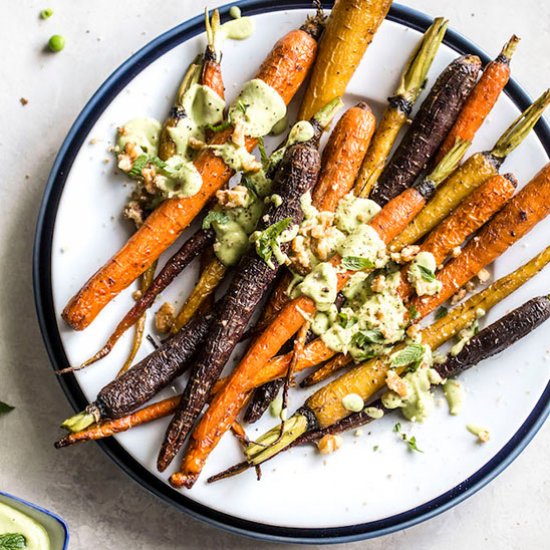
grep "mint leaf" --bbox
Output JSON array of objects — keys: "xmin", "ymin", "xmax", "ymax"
[
  {"xmin": 202, "ymin": 210, "xmax": 229, "ymax": 230},
  {"xmin": 406, "ymin": 435, "xmax": 423, "ymax": 453},
  {"xmin": 408, "ymin": 305, "xmax": 420, "ymax": 320},
  {"xmin": 128, "ymin": 154, "xmax": 149, "ymax": 179},
  {"xmin": 418, "ymin": 264, "xmax": 436, "ymax": 282},
  {"xmin": 0, "ymin": 401, "xmax": 14, "ymax": 415},
  {"xmin": 342, "ymin": 256, "xmax": 375, "ymax": 271},
  {"xmin": 390, "ymin": 343, "xmax": 426, "ymax": 369},
  {"xmin": 206, "ymin": 120, "xmax": 232, "ymax": 133},
  {"xmin": 0, "ymin": 533, "xmax": 27, "ymax": 549},
  {"xmin": 352, "ymin": 329, "xmax": 384, "ymax": 347},
  {"xmin": 254, "ymin": 218, "xmax": 292, "ymax": 266},
  {"xmin": 435, "ymin": 306, "xmax": 448, "ymax": 320}
]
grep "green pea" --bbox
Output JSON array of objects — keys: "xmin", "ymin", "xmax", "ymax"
[
  {"xmin": 48, "ymin": 34, "xmax": 65, "ymax": 52},
  {"xmin": 40, "ymin": 8, "xmax": 54, "ymax": 19}
]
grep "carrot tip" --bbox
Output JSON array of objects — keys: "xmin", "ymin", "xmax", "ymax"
[{"xmin": 169, "ymin": 472, "xmax": 197, "ymax": 489}]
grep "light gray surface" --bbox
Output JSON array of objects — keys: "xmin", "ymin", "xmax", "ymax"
[{"xmin": 1, "ymin": 1, "xmax": 549, "ymax": 548}]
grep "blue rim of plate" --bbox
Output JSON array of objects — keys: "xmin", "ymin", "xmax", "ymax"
[
  {"xmin": 0, "ymin": 492, "xmax": 70, "ymax": 549},
  {"xmin": 33, "ymin": 0, "xmax": 550, "ymax": 544}
]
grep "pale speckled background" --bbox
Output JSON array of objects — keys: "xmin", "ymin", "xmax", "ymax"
[{"xmin": 1, "ymin": 1, "xmax": 549, "ymax": 548}]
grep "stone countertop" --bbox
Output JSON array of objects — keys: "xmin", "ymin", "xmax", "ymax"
[{"xmin": 1, "ymin": 1, "xmax": 549, "ymax": 548}]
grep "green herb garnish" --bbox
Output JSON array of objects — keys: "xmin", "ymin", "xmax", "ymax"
[
  {"xmin": 40, "ymin": 8, "xmax": 53, "ymax": 19},
  {"xmin": 0, "ymin": 533, "xmax": 27, "ymax": 550},
  {"xmin": 202, "ymin": 210, "xmax": 229, "ymax": 230},
  {"xmin": 254, "ymin": 217, "xmax": 292, "ymax": 266},
  {"xmin": 0, "ymin": 401, "xmax": 15, "ymax": 415},
  {"xmin": 405, "ymin": 435, "xmax": 423, "ymax": 453},
  {"xmin": 435, "ymin": 306, "xmax": 448, "ymax": 320},
  {"xmin": 408, "ymin": 305, "xmax": 420, "ymax": 320},
  {"xmin": 390, "ymin": 343, "xmax": 426, "ymax": 371},
  {"xmin": 352, "ymin": 329, "xmax": 385, "ymax": 347},
  {"xmin": 257, "ymin": 137, "xmax": 269, "ymax": 167},
  {"xmin": 342, "ymin": 256, "xmax": 375, "ymax": 271},
  {"xmin": 128, "ymin": 154, "xmax": 149, "ymax": 178},
  {"xmin": 393, "ymin": 422, "xmax": 402, "ymax": 433},
  {"xmin": 241, "ymin": 177, "xmax": 259, "ymax": 198},
  {"xmin": 206, "ymin": 120, "xmax": 232, "ymax": 133},
  {"xmin": 418, "ymin": 264, "xmax": 437, "ymax": 282},
  {"xmin": 338, "ymin": 311, "xmax": 358, "ymax": 329}
]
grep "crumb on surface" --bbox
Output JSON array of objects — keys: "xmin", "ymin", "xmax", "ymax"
[{"xmin": 155, "ymin": 302, "xmax": 175, "ymax": 334}]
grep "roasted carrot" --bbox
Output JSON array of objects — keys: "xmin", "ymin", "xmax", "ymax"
[
  {"xmin": 369, "ymin": 55, "xmax": 481, "ymax": 205},
  {"xmin": 171, "ymin": 253, "xmax": 226, "ymax": 332},
  {"xmin": 413, "ymin": 164, "xmax": 550, "ymax": 315},
  {"xmin": 56, "ymin": 243, "xmax": 550, "ymax": 450},
  {"xmin": 299, "ymin": 0, "xmax": 392, "ymax": 120},
  {"xmin": 302, "ymin": 171, "xmax": 519, "ymax": 387},
  {"xmin": 74, "ymin": 228, "xmax": 214, "ymax": 370},
  {"xmin": 354, "ymin": 17, "xmax": 448, "ymax": 197},
  {"xmin": 170, "ymin": 142, "xmax": 468, "ymax": 488},
  {"xmin": 55, "ymin": 395, "xmax": 181, "ymax": 448},
  {"xmin": 435, "ymin": 35, "xmax": 519, "ymax": 164},
  {"xmin": 391, "ymin": 89, "xmax": 550, "ymax": 251},
  {"xmin": 158, "ymin": 140, "xmax": 322, "ymax": 472},
  {"xmin": 62, "ymin": 20, "xmax": 322, "ymax": 330},
  {"xmin": 60, "ymin": 308, "xmax": 217, "ymax": 431},
  {"xmin": 312, "ymin": 102, "xmax": 376, "ymax": 210},
  {"xmin": 117, "ymin": 262, "xmax": 156, "ymax": 376},
  {"xmin": 228, "ymin": 242, "xmax": 550, "ymax": 472}
]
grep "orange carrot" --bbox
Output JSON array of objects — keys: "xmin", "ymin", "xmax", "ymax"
[
  {"xmin": 414, "ymin": 163, "xmax": 550, "ymax": 316},
  {"xmin": 62, "ymin": 24, "xmax": 321, "ymax": 331},
  {"xmin": 435, "ymin": 35, "xmax": 519, "ymax": 164},
  {"xmin": 54, "ymin": 395, "xmax": 181, "ymax": 448}
]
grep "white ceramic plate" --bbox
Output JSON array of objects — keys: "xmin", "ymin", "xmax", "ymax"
[{"xmin": 34, "ymin": 1, "xmax": 550, "ymax": 543}]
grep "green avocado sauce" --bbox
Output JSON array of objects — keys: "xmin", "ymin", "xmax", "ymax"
[
  {"xmin": 382, "ymin": 350, "xmax": 444, "ymax": 423},
  {"xmin": 0, "ymin": 502, "xmax": 50, "ymax": 550},
  {"xmin": 229, "ymin": 79, "xmax": 287, "ymax": 138},
  {"xmin": 443, "ymin": 378, "xmax": 463, "ymax": 415},
  {"xmin": 407, "ymin": 251, "xmax": 442, "ymax": 296}
]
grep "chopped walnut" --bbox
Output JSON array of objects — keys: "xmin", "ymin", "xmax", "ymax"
[
  {"xmin": 386, "ymin": 370, "xmax": 409, "ymax": 398},
  {"xmin": 117, "ymin": 153, "xmax": 133, "ymax": 172},
  {"xmin": 155, "ymin": 302, "xmax": 175, "ymax": 334},
  {"xmin": 141, "ymin": 166, "xmax": 157, "ymax": 194},
  {"xmin": 289, "ymin": 235, "xmax": 313, "ymax": 274},
  {"xmin": 188, "ymin": 136, "xmax": 206, "ymax": 150},
  {"xmin": 242, "ymin": 156, "xmax": 262, "ymax": 173},
  {"xmin": 124, "ymin": 141, "xmax": 140, "ymax": 161},
  {"xmin": 477, "ymin": 268, "xmax": 491, "ymax": 283},
  {"xmin": 400, "ymin": 245, "xmax": 421, "ymax": 263},
  {"xmin": 371, "ymin": 274, "xmax": 387, "ymax": 293},
  {"xmin": 231, "ymin": 121, "xmax": 246, "ymax": 147},
  {"xmin": 450, "ymin": 288, "xmax": 467, "ymax": 305},
  {"xmin": 123, "ymin": 200, "xmax": 145, "ymax": 227},
  {"xmin": 465, "ymin": 280, "xmax": 476, "ymax": 293},
  {"xmin": 451, "ymin": 246, "xmax": 462, "ymax": 258},
  {"xmin": 311, "ymin": 226, "xmax": 341, "ymax": 261},
  {"xmin": 317, "ymin": 434, "xmax": 343, "ymax": 455},
  {"xmin": 216, "ymin": 185, "xmax": 249, "ymax": 209}
]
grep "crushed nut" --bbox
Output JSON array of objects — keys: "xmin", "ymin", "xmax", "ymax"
[
  {"xmin": 123, "ymin": 200, "xmax": 145, "ymax": 227},
  {"xmin": 465, "ymin": 280, "xmax": 476, "ymax": 292},
  {"xmin": 188, "ymin": 136, "xmax": 206, "ymax": 150},
  {"xmin": 19, "ymin": 97, "xmax": 29, "ymax": 106},
  {"xmin": 216, "ymin": 185, "xmax": 249, "ymax": 209},
  {"xmin": 477, "ymin": 268, "xmax": 491, "ymax": 283},
  {"xmin": 371, "ymin": 274, "xmax": 387, "ymax": 293},
  {"xmin": 450, "ymin": 288, "xmax": 467, "ymax": 305},
  {"xmin": 451, "ymin": 246, "xmax": 462, "ymax": 258},
  {"xmin": 317, "ymin": 434, "xmax": 343, "ymax": 455},
  {"xmin": 386, "ymin": 370, "xmax": 409, "ymax": 398},
  {"xmin": 400, "ymin": 245, "xmax": 421, "ymax": 263},
  {"xmin": 155, "ymin": 302, "xmax": 175, "ymax": 334}
]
